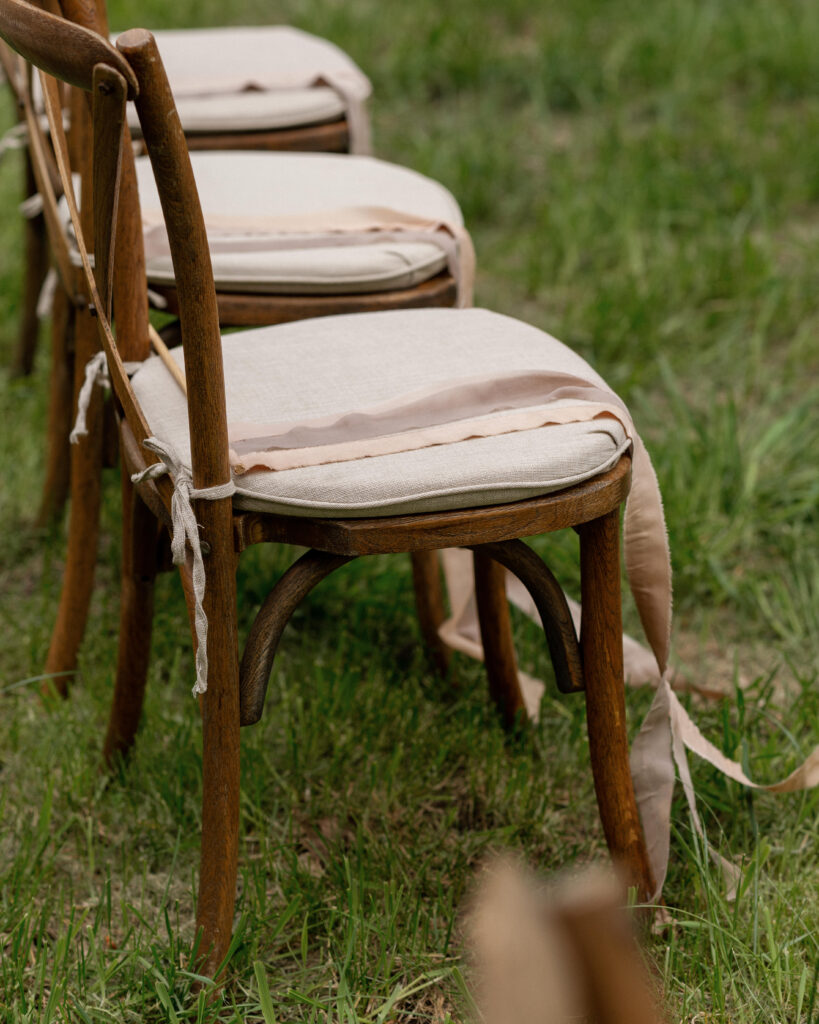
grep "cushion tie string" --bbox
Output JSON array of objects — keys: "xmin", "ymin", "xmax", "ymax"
[
  {"xmin": 70, "ymin": 353, "xmax": 146, "ymax": 444},
  {"xmin": 36, "ymin": 267, "xmax": 58, "ymax": 320},
  {"xmin": 19, "ymin": 191, "xmax": 44, "ymax": 219},
  {"xmin": 131, "ymin": 437, "xmax": 236, "ymax": 697},
  {"xmin": 0, "ymin": 121, "xmax": 30, "ymax": 162},
  {"xmin": 69, "ymin": 351, "xmax": 109, "ymax": 444}
]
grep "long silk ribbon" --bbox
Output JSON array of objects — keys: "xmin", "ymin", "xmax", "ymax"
[{"xmin": 222, "ymin": 365, "xmax": 819, "ymax": 898}]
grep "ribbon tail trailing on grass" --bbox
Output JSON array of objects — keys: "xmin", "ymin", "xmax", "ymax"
[{"xmin": 439, "ymin": 547, "xmax": 819, "ymax": 901}]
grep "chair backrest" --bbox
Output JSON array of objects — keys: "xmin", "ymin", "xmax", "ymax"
[
  {"xmin": 0, "ymin": 0, "xmax": 231, "ymax": 494},
  {"xmin": 58, "ymin": 0, "xmax": 108, "ymax": 35}
]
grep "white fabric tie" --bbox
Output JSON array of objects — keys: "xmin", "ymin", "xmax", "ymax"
[
  {"xmin": 70, "ymin": 353, "xmax": 146, "ymax": 444},
  {"xmin": 0, "ymin": 121, "xmax": 29, "ymax": 161},
  {"xmin": 69, "ymin": 351, "xmax": 109, "ymax": 444},
  {"xmin": 19, "ymin": 191, "xmax": 44, "ymax": 219},
  {"xmin": 36, "ymin": 267, "xmax": 58, "ymax": 320},
  {"xmin": 1, "ymin": 110, "xmax": 71, "ymax": 168},
  {"xmin": 131, "ymin": 438, "xmax": 236, "ymax": 697}
]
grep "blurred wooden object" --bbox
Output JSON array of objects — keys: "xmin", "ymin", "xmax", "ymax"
[{"xmin": 469, "ymin": 858, "xmax": 665, "ymax": 1024}]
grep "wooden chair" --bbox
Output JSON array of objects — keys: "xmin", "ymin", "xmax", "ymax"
[
  {"xmin": 0, "ymin": 2, "xmax": 656, "ymax": 976},
  {"xmin": 7, "ymin": 0, "xmax": 372, "ymax": 378},
  {"xmin": 16, "ymin": 0, "xmax": 465, "ymax": 690}
]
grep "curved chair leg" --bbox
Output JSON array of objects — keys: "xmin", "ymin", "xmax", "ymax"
[
  {"xmin": 102, "ymin": 468, "xmax": 158, "ymax": 766},
  {"xmin": 192, "ymin": 499, "xmax": 241, "ymax": 978},
  {"xmin": 473, "ymin": 549, "xmax": 527, "ymax": 728},
  {"xmin": 468, "ymin": 540, "xmax": 583, "ymax": 695},
  {"xmin": 240, "ymin": 549, "xmax": 355, "ymax": 725},
  {"xmin": 578, "ymin": 509, "xmax": 655, "ymax": 902},
  {"xmin": 42, "ymin": 308, "xmax": 104, "ymax": 696},
  {"xmin": 410, "ymin": 550, "xmax": 450, "ymax": 676},
  {"xmin": 36, "ymin": 287, "xmax": 74, "ymax": 526},
  {"xmin": 11, "ymin": 154, "xmax": 49, "ymax": 377}
]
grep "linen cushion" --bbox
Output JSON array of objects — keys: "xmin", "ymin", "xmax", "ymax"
[
  {"xmin": 129, "ymin": 88, "xmax": 346, "ymax": 136},
  {"xmin": 37, "ymin": 29, "xmax": 357, "ymax": 130},
  {"xmin": 130, "ymin": 308, "xmax": 630, "ymax": 518},
  {"xmin": 146, "ymin": 243, "xmax": 449, "ymax": 296},
  {"xmin": 133, "ymin": 26, "xmax": 369, "ymax": 99},
  {"xmin": 121, "ymin": 25, "xmax": 367, "ymax": 133},
  {"xmin": 136, "ymin": 151, "xmax": 460, "ymax": 294}
]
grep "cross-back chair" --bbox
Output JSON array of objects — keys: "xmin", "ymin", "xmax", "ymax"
[
  {"xmin": 19, "ymin": 0, "xmax": 466, "ymax": 691},
  {"xmin": 0, "ymin": 0, "xmax": 656, "ymax": 976},
  {"xmin": 7, "ymin": 0, "xmax": 372, "ymax": 378}
]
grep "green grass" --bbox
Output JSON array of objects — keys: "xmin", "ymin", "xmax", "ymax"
[{"xmin": 2, "ymin": 0, "xmax": 819, "ymax": 1019}]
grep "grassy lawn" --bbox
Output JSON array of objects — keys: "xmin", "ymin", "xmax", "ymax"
[{"xmin": 1, "ymin": 0, "xmax": 819, "ymax": 1019}]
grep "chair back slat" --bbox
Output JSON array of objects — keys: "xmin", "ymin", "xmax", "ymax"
[
  {"xmin": 58, "ymin": 0, "xmax": 108, "ymax": 35},
  {"xmin": 91, "ymin": 63, "xmax": 126, "ymax": 321},
  {"xmin": 0, "ymin": 37, "xmax": 21, "ymax": 90},
  {"xmin": 39, "ymin": 68, "xmax": 91, "ymax": 272},
  {"xmin": 117, "ymin": 28, "xmax": 231, "ymax": 492},
  {"xmin": 14, "ymin": 66, "xmax": 77, "ymax": 295},
  {"xmin": 0, "ymin": 0, "xmax": 135, "ymax": 96},
  {"xmin": 52, "ymin": 0, "xmax": 150, "ymax": 362},
  {"xmin": 35, "ymin": 61, "xmax": 151, "ymax": 439}
]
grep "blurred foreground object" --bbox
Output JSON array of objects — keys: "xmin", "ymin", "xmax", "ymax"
[{"xmin": 468, "ymin": 858, "xmax": 664, "ymax": 1024}]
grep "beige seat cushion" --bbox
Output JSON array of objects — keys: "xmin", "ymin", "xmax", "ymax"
[
  {"xmin": 128, "ymin": 87, "xmax": 346, "ymax": 135},
  {"xmin": 39, "ymin": 28, "xmax": 361, "ymax": 131},
  {"xmin": 130, "ymin": 308, "xmax": 630, "ymax": 518},
  {"xmin": 137, "ymin": 26, "xmax": 369, "ymax": 99},
  {"xmin": 136, "ymin": 152, "xmax": 461, "ymax": 294},
  {"xmin": 120, "ymin": 25, "xmax": 368, "ymax": 133},
  {"xmin": 147, "ymin": 243, "xmax": 449, "ymax": 296}
]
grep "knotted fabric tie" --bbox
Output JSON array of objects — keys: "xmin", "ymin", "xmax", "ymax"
[
  {"xmin": 36, "ymin": 267, "xmax": 58, "ymax": 320},
  {"xmin": 70, "ymin": 353, "xmax": 145, "ymax": 444},
  {"xmin": 19, "ymin": 191, "xmax": 44, "ymax": 219},
  {"xmin": 70, "ymin": 351, "xmax": 109, "ymax": 444},
  {"xmin": 131, "ymin": 438, "xmax": 236, "ymax": 697},
  {"xmin": 1, "ymin": 110, "xmax": 72, "ymax": 175},
  {"xmin": 0, "ymin": 122, "xmax": 29, "ymax": 162}
]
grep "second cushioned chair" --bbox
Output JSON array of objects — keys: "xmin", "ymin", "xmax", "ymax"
[
  {"xmin": 8, "ymin": 0, "xmax": 374, "ymax": 375},
  {"xmin": 20, "ymin": 3, "xmax": 469, "ymax": 692}
]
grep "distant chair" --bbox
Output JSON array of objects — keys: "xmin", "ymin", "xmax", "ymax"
[
  {"xmin": 6, "ymin": 0, "xmax": 373, "ymax": 379},
  {"xmin": 10, "ymin": 0, "xmax": 467, "ymax": 689},
  {"xmin": 0, "ymin": 0, "xmax": 656, "ymax": 977}
]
